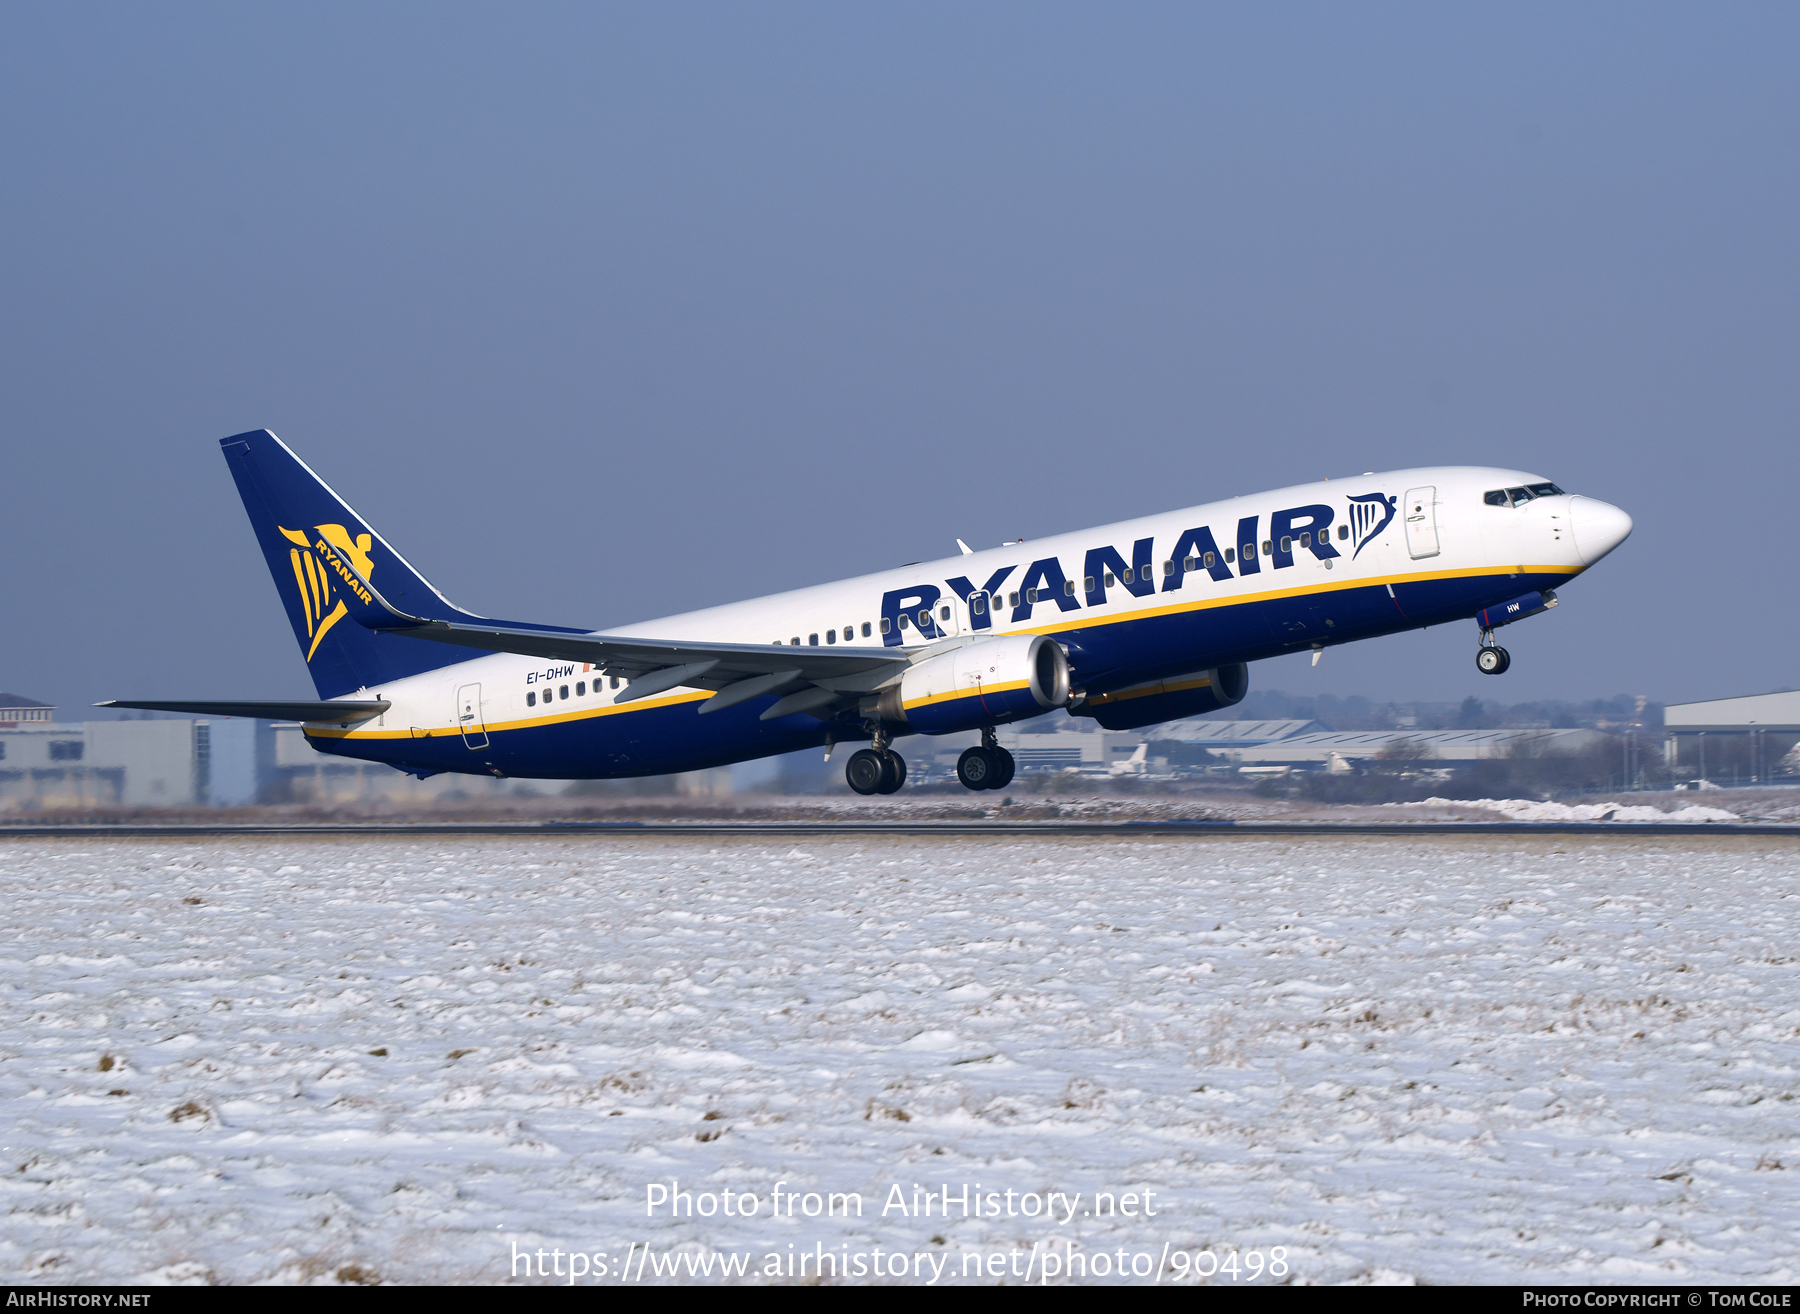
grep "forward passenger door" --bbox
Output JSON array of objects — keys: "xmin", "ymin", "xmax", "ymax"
[{"xmin": 1403, "ymin": 487, "xmax": 1440, "ymax": 559}]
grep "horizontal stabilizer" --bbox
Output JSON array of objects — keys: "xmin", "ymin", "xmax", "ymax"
[{"xmin": 96, "ymin": 699, "xmax": 390, "ymax": 725}]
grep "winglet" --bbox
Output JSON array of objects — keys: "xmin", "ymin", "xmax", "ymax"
[{"xmin": 956, "ymin": 539, "xmax": 974, "ymax": 556}]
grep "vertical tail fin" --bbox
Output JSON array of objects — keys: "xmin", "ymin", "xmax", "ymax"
[{"xmin": 221, "ymin": 430, "xmax": 486, "ymax": 698}]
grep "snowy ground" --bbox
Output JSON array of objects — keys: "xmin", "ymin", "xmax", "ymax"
[{"xmin": 3, "ymin": 833, "xmax": 1798, "ymax": 1285}]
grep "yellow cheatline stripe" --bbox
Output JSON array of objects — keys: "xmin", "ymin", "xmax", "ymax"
[
  {"xmin": 305, "ymin": 687, "xmax": 713, "ymax": 740},
  {"xmin": 1002, "ymin": 564, "xmax": 1577, "ymax": 639},
  {"xmin": 902, "ymin": 679, "xmax": 1031, "ymax": 712}
]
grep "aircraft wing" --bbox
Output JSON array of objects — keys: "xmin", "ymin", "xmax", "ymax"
[
  {"xmin": 318, "ymin": 544, "xmax": 916, "ymax": 710},
  {"xmin": 369, "ymin": 618, "xmax": 910, "ymax": 691},
  {"xmin": 96, "ymin": 699, "xmax": 390, "ymax": 725}
]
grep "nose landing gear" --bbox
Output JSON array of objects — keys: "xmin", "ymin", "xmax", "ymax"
[{"xmin": 1476, "ymin": 627, "xmax": 1511, "ymax": 675}]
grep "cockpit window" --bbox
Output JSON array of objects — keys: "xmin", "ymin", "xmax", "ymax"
[{"xmin": 1488, "ymin": 484, "xmax": 1566, "ymax": 507}]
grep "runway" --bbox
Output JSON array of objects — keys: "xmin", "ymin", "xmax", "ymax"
[{"xmin": 2, "ymin": 819, "xmax": 1798, "ymax": 838}]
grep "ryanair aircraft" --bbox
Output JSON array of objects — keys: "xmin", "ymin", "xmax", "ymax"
[{"xmin": 105, "ymin": 431, "xmax": 1631, "ymax": 794}]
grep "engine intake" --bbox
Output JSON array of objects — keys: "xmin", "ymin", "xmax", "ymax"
[{"xmin": 864, "ymin": 635, "xmax": 1071, "ymax": 734}]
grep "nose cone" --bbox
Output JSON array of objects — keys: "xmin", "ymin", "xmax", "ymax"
[{"xmin": 1568, "ymin": 496, "xmax": 1632, "ymax": 566}]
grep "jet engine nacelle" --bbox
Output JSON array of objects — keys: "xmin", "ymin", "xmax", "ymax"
[
  {"xmin": 866, "ymin": 635, "xmax": 1071, "ymax": 734},
  {"xmin": 1074, "ymin": 662, "xmax": 1249, "ymax": 732}
]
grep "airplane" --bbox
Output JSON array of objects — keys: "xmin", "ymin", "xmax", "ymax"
[{"xmin": 103, "ymin": 431, "xmax": 1632, "ymax": 794}]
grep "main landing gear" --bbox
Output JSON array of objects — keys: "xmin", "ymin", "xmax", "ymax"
[
  {"xmin": 1476, "ymin": 627, "xmax": 1511, "ymax": 676},
  {"xmin": 846, "ymin": 721, "xmax": 907, "ymax": 795},
  {"xmin": 955, "ymin": 728, "xmax": 1016, "ymax": 791}
]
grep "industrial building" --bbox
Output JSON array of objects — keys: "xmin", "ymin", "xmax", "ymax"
[
  {"xmin": 1196, "ymin": 725, "xmax": 1604, "ymax": 766},
  {"xmin": 0, "ymin": 707, "xmax": 270, "ymax": 808},
  {"xmin": 1662, "ymin": 690, "xmax": 1800, "ymax": 782},
  {"xmin": 0, "ymin": 700, "xmax": 528, "ymax": 809}
]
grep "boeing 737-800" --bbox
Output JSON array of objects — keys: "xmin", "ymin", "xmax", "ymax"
[{"xmin": 105, "ymin": 431, "xmax": 1632, "ymax": 793}]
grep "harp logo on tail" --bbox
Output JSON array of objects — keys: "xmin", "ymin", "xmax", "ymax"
[
  {"xmin": 278, "ymin": 524, "xmax": 377, "ymax": 661},
  {"xmin": 1345, "ymin": 493, "xmax": 1397, "ymax": 559}
]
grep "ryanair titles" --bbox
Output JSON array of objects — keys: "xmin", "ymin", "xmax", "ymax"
[{"xmin": 879, "ymin": 495, "xmax": 1396, "ymax": 644}]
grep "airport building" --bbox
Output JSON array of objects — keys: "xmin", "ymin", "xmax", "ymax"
[
  {"xmin": 0, "ymin": 704, "xmax": 272, "ymax": 808},
  {"xmin": 0, "ymin": 699, "xmax": 795, "ymax": 807},
  {"xmin": 1662, "ymin": 690, "xmax": 1800, "ymax": 782},
  {"xmin": 1194, "ymin": 725, "xmax": 1605, "ymax": 766}
]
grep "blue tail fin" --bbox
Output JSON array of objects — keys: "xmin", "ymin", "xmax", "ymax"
[{"xmin": 221, "ymin": 429, "xmax": 487, "ymax": 698}]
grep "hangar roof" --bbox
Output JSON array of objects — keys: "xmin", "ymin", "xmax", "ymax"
[{"xmin": 1664, "ymin": 690, "xmax": 1800, "ymax": 732}]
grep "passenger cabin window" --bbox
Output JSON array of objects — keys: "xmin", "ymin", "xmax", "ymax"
[
  {"xmin": 1299, "ymin": 533, "xmax": 1310, "ymax": 548},
  {"xmin": 1183, "ymin": 556, "xmax": 1197, "ymax": 571},
  {"xmin": 1139, "ymin": 564, "xmax": 1152, "ymax": 581},
  {"xmin": 526, "ymin": 691, "xmax": 536, "ymax": 706},
  {"xmin": 1205, "ymin": 552, "xmax": 1215, "ymax": 567},
  {"xmin": 809, "ymin": 633, "xmax": 818, "ymax": 646},
  {"xmin": 898, "ymin": 614, "xmax": 910, "ymax": 630},
  {"xmin": 1008, "ymin": 591, "xmax": 1018, "ymax": 607},
  {"xmin": 1104, "ymin": 572, "xmax": 1115, "ymax": 587},
  {"xmin": 1337, "ymin": 525, "xmax": 1349, "ymax": 539},
  {"xmin": 576, "ymin": 681, "xmax": 585, "ymax": 695},
  {"xmin": 611, "ymin": 676, "xmax": 621, "ymax": 689},
  {"xmin": 826, "ymin": 629, "xmax": 836, "ymax": 644},
  {"xmin": 879, "ymin": 617, "xmax": 891, "ymax": 634},
  {"xmin": 917, "ymin": 610, "xmax": 931, "ymax": 628},
  {"xmin": 1280, "ymin": 536, "xmax": 1292, "ymax": 553},
  {"xmin": 791, "ymin": 637, "xmax": 800, "ymax": 645},
  {"xmin": 1025, "ymin": 588, "xmax": 1038, "ymax": 604},
  {"xmin": 1262, "ymin": 540, "xmax": 1272, "ymax": 555},
  {"xmin": 862, "ymin": 621, "xmax": 873, "ymax": 637},
  {"xmin": 972, "ymin": 594, "xmax": 987, "ymax": 615},
  {"xmin": 1061, "ymin": 582, "xmax": 1073, "ymax": 597},
  {"xmin": 1242, "ymin": 544, "xmax": 1255, "ymax": 559},
  {"xmin": 1224, "ymin": 548, "xmax": 1235, "ymax": 563},
  {"xmin": 560, "ymin": 685, "xmax": 569, "ymax": 700},
  {"xmin": 843, "ymin": 626, "xmax": 853, "ymax": 641},
  {"xmin": 941, "ymin": 604, "xmax": 953, "ymax": 619}
]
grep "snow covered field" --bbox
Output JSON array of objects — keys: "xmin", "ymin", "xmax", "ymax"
[{"xmin": 3, "ymin": 833, "xmax": 1798, "ymax": 1285}]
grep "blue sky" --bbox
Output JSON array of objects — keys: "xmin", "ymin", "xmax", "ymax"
[{"xmin": 3, "ymin": 3, "xmax": 1796, "ymax": 712}]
